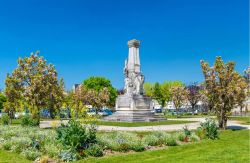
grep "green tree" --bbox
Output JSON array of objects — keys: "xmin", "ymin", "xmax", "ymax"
[
  {"xmin": 86, "ymin": 87, "xmax": 110, "ymax": 114},
  {"xmin": 201, "ymin": 56, "xmax": 248, "ymax": 129},
  {"xmin": 144, "ymin": 82, "xmax": 154, "ymax": 97},
  {"xmin": 83, "ymin": 77, "xmax": 117, "ymax": 107},
  {"xmin": 171, "ymin": 85, "xmax": 188, "ymax": 116},
  {"xmin": 153, "ymin": 82, "xmax": 165, "ymax": 107},
  {"xmin": 0, "ymin": 93, "xmax": 7, "ymax": 111},
  {"xmin": 151, "ymin": 81, "xmax": 183, "ymax": 108},
  {"xmin": 4, "ymin": 51, "xmax": 64, "ymax": 123}
]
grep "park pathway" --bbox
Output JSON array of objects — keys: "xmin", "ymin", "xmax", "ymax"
[{"xmin": 40, "ymin": 117, "xmax": 250, "ymax": 131}]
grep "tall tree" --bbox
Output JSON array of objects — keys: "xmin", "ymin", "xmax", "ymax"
[
  {"xmin": 83, "ymin": 77, "xmax": 117, "ymax": 107},
  {"xmin": 144, "ymin": 82, "xmax": 154, "ymax": 97},
  {"xmin": 186, "ymin": 83, "xmax": 202, "ymax": 114},
  {"xmin": 4, "ymin": 51, "xmax": 64, "ymax": 123},
  {"xmin": 0, "ymin": 93, "xmax": 7, "ymax": 111},
  {"xmin": 70, "ymin": 85, "xmax": 89, "ymax": 118},
  {"xmin": 86, "ymin": 87, "xmax": 110, "ymax": 114},
  {"xmin": 161, "ymin": 81, "xmax": 183, "ymax": 107},
  {"xmin": 153, "ymin": 82, "xmax": 164, "ymax": 107},
  {"xmin": 171, "ymin": 85, "xmax": 188, "ymax": 116},
  {"xmin": 4, "ymin": 74, "xmax": 23, "ymax": 122},
  {"xmin": 200, "ymin": 57, "xmax": 248, "ymax": 129}
]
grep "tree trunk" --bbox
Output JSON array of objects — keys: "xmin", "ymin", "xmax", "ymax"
[
  {"xmin": 240, "ymin": 106, "xmax": 243, "ymax": 117},
  {"xmin": 218, "ymin": 110, "xmax": 227, "ymax": 130},
  {"xmin": 192, "ymin": 105, "xmax": 195, "ymax": 115}
]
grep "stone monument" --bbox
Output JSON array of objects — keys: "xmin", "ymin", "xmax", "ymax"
[{"xmin": 104, "ymin": 39, "xmax": 166, "ymax": 122}]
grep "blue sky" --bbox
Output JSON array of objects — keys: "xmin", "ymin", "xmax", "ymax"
[{"xmin": 0, "ymin": 0, "xmax": 248, "ymax": 90}]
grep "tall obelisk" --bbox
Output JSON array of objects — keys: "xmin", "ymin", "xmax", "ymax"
[{"xmin": 103, "ymin": 39, "xmax": 166, "ymax": 122}]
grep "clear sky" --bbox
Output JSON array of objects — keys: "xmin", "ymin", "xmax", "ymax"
[{"xmin": 0, "ymin": 0, "xmax": 249, "ymax": 90}]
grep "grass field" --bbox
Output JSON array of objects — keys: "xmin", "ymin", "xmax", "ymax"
[
  {"xmin": 79, "ymin": 129, "xmax": 250, "ymax": 163},
  {"xmin": 0, "ymin": 129, "xmax": 249, "ymax": 163},
  {"xmin": 92, "ymin": 120, "xmax": 196, "ymax": 127},
  {"xmin": 229, "ymin": 116, "xmax": 250, "ymax": 125}
]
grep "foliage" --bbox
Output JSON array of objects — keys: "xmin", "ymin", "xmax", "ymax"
[
  {"xmin": 144, "ymin": 82, "xmax": 154, "ymax": 97},
  {"xmin": 59, "ymin": 150, "xmax": 79, "ymax": 162},
  {"xmin": 200, "ymin": 57, "xmax": 248, "ymax": 129},
  {"xmin": 171, "ymin": 85, "xmax": 188, "ymax": 115},
  {"xmin": 1, "ymin": 114, "xmax": 10, "ymax": 125},
  {"xmin": 83, "ymin": 77, "xmax": 117, "ymax": 107},
  {"xmin": 56, "ymin": 120, "xmax": 97, "ymax": 152},
  {"xmin": 198, "ymin": 118, "xmax": 219, "ymax": 140},
  {"xmin": 153, "ymin": 83, "xmax": 165, "ymax": 107},
  {"xmin": 4, "ymin": 51, "xmax": 64, "ymax": 123},
  {"xmin": 190, "ymin": 133, "xmax": 200, "ymax": 142},
  {"xmin": 98, "ymin": 132, "xmax": 146, "ymax": 152},
  {"xmin": 0, "ymin": 93, "xmax": 6, "ymax": 111},
  {"xmin": 165, "ymin": 136, "xmax": 177, "ymax": 146},
  {"xmin": 0, "ymin": 125, "xmax": 60, "ymax": 161},
  {"xmin": 21, "ymin": 115, "xmax": 39, "ymax": 126},
  {"xmin": 86, "ymin": 144, "xmax": 104, "ymax": 157},
  {"xmin": 144, "ymin": 81, "xmax": 183, "ymax": 108},
  {"xmin": 186, "ymin": 83, "xmax": 202, "ymax": 114},
  {"xmin": 21, "ymin": 148, "xmax": 41, "ymax": 161}
]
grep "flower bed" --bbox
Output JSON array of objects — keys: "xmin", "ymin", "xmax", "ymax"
[{"xmin": 0, "ymin": 119, "xmax": 217, "ymax": 162}]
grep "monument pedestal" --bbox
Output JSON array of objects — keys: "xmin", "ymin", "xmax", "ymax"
[{"xmin": 104, "ymin": 94, "xmax": 166, "ymax": 122}]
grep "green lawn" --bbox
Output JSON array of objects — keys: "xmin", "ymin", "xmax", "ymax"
[
  {"xmin": 0, "ymin": 150, "xmax": 31, "ymax": 163},
  {"xmin": 78, "ymin": 129, "xmax": 250, "ymax": 163},
  {"xmin": 92, "ymin": 120, "xmax": 196, "ymax": 127},
  {"xmin": 229, "ymin": 116, "xmax": 250, "ymax": 125}
]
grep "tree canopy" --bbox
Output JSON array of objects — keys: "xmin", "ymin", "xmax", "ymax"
[
  {"xmin": 4, "ymin": 51, "xmax": 64, "ymax": 122},
  {"xmin": 201, "ymin": 56, "xmax": 248, "ymax": 129},
  {"xmin": 83, "ymin": 77, "xmax": 117, "ymax": 107}
]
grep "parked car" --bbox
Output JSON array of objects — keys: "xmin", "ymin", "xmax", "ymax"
[
  {"xmin": 87, "ymin": 108, "xmax": 113, "ymax": 116},
  {"xmin": 155, "ymin": 108, "xmax": 163, "ymax": 113}
]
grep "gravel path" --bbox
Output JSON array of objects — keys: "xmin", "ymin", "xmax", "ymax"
[{"xmin": 40, "ymin": 117, "xmax": 250, "ymax": 131}]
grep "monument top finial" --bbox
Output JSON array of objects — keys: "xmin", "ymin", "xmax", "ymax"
[{"xmin": 128, "ymin": 39, "xmax": 140, "ymax": 48}]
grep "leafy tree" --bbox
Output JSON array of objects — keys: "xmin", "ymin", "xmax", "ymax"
[
  {"xmin": 4, "ymin": 51, "xmax": 64, "ymax": 123},
  {"xmin": 200, "ymin": 57, "xmax": 248, "ymax": 129},
  {"xmin": 161, "ymin": 81, "xmax": 183, "ymax": 107},
  {"xmin": 144, "ymin": 82, "xmax": 154, "ymax": 97},
  {"xmin": 4, "ymin": 74, "xmax": 23, "ymax": 122},
  {"xmin": 69, "ymin": 85, "xmax": 89, "ymax": 118},
  {"xmin": 171, "ymin": 85, "xmax": 188, "ymax": 116},
  {"xmin": 47, "ymin": 76, "xmax": 65, "ymax": 119},
  {"xmin": 151, "ymin": 81, "xmax": 183, "ymax": 108},
  {"xmin": 153, "ymin": 82, "xmax": 164, "ymax": 107},
  {"xmin": 186, "ymin": 83, "xmax": 202, "ymax": 114},
  {"xmin": 86, "ymin": 87, "xmax": 110, "ymax": 114},
  {"xmin": 83, "ymin": 77, "xmax": 117, "ymax": 107},
  {"xmin": 0, "ymin": 93, "xmax": 6, "ymax": 111}
]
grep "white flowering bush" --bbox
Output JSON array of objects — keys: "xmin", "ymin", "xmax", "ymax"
[{"xmin": 0, "ymin": 126, "xmax": 61, "ymax": 161}]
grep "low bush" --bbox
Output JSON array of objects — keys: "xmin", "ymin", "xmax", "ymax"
[
  {"xmin": 198, "ymin": 118, "xmax": 219, "ymax": 140},
  {"xmin": 176, "ymin": 132, "xmax": 185, "ymax": 142},
  {"xmin": 21, "ymin": 148, "xmax": 41, "ymax": 161},
  {"xmin": 21, "ymin": 115, "xmax": 39, "ymax": 126},
  {"xmin": 165, "ymin": 136, "xmax": 178, "ymax": 146},
  {"xmin": 56, "ymin": 120, "xmax": 97, "ymax": 152},
  {"xmin": 59, "ymin": 150, "xmax": 79, "ymax": 162},
  {"xmin": 86, "ymin": 144, "xmax": 104, "ymax": 157},
  {"xmin": 142, "ymin": 134, "xmax": 159, "ymax": 146},
  {"xmin": 190, "ymin": 133, "xmax": 200, "ymax": 142},
  {"xmin": 1, "ymin": 114, "xmax": 10, "ymax": 125},
  {"xmin": 2, "ymin": 141, "xmax": 12, "ymax": 150}
]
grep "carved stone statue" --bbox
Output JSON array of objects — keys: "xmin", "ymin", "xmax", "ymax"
[
  {"xmin": 123, "ymin": 39, "xmax": 144, "ymax": 95},
  {"xmin": 104, "ymin": 39, "xmax": 166, "ymax": 122}
]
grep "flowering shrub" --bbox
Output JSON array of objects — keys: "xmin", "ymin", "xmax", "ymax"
[{"xmin": 198, "ymin": 118, "xmax": 219, "ymax": 140}]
